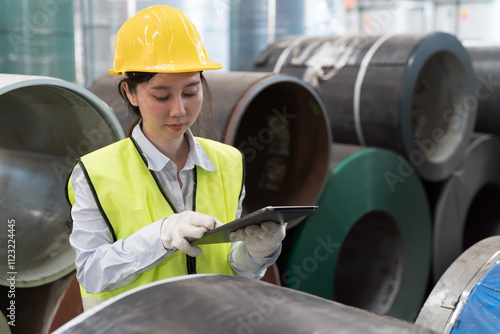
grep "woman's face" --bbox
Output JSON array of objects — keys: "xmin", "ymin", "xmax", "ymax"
[{"xmin": 124, "ymin": 72, "xmax": 203, "ymax": 143}]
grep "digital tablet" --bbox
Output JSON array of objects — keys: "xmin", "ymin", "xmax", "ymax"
[{"xmin": 192, "ymin": 205, "xmax": 319, "ymax": 245}]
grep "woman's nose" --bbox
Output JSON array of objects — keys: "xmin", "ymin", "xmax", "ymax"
[{"xmin": 170, "ymin": 95, "xmax": 186, "ymax": 117}]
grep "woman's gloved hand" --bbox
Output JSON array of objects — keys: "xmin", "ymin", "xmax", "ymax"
[
  {"xmin": 160, "ymin": 211, "xmax": 222, "ymax": 257},
  {"xmin": 229, "ymin": 222, "xmax": 286, "ymax": 259}
]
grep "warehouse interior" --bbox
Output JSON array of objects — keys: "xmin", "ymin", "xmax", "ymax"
[{"xmin": 1, "ymin": 0, "xmax": 500, "ymax": 333}]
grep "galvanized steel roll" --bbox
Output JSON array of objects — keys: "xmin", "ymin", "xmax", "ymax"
[
  {"xmin": 254, "ymin": 32, "xmax": 476, "ymax": 182},
  {"xmin": 416, "ymin": 236, "xmax": 500, "ymax": 333},
  {"xmin": 466, "ymin": 45, "xmax": 500, "ymax": 135},
  {"xmin": 88, "ymin": 72, "xmax": 332, "ymax": 222},
  {"xmin": 0, "ymin": 74, "xmax": 124, "ymax": 287},
  {"xmin": 284, "ymin": 145, "xmax": 432, "ymax": 321},
  {"xmin": 52, "ymin": 275, "xmax": 437, "ymax": 334},
  {"xmin": 432, "ymin": 134, "xmax": 500, "ymax": 282}
]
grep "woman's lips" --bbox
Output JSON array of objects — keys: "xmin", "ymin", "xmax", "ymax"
[{"xmin": 167, "ymin": 124, "xmax": 184, "ymax": 131}]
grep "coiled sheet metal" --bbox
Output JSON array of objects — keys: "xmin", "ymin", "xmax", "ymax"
[
  {"xmin": 284, "ymin": 145, "xmax": 431, "ymax": 321},
  {"xmin": 0, "ymin": 74, "xmax": 124, "ymax": 287},
  {"xmin": 417, "ymin": 236, "xmax": 500, "ymax": 333},
  {"xmin": 432, "ymin": 134, "xmax": 500, "ymax": 281},
  {"xmin": 254, "ymin": 32, "xmax": 476, "ymax": 182},
  {"xmin": 53, "ymin": 275, "xmax": 437, "ymax": 334},
  {"xmin": 466, "ymin": 46, "xmax": 500, "ymax": 136}
]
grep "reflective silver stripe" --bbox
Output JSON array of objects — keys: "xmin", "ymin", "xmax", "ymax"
[
  {"xmin": 272, "ymin": 36, "xmax": 308, "ymax": 74},
  {"xmin": 353, "ymin": 34, "xmax": 395, "ymax": 146}
]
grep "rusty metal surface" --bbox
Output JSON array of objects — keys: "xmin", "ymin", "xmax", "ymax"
[{"xmin": 54, "ymin": 275, "xmax": 438, "ymax": 334}]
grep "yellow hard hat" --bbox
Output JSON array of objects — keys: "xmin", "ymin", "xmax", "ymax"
[{"xmin": 109, "ymin": 5, "xmax": 222, "ymax": 76}]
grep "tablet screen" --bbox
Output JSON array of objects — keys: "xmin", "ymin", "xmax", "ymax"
[{"xmin": 192, "ymin": 205, "xmax": 318, "ymax": 245}]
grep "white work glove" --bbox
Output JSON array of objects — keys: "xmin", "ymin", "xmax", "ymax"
[
  {"xmin": 229, "ymin": 221, "xmax": 286, "ymax": 259},
  {"xmin": 160, "ymin": 211, "xmax": 222, "ymax": 257}
]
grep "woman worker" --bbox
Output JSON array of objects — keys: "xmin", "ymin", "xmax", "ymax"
[{"xmin": 66, "ymin": 5, "xmax": 285, "ymax": 311}]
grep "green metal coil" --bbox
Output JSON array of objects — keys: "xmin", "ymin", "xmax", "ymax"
[{"xmin": 285, "ymin": 147, "xmax": 431, "ymax": 322}]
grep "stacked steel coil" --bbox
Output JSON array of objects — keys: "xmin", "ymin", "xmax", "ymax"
[
  {"xmin": 284, "ymin": 145, "xmax": 431, "ymax": 321},
  {"xmin": 431, "ymin": 134, "xmax": 500, "ymax": 281},
  {"xmin": 2, "ymin": 31, "xmax": 500, "ymax": 333},
  {"xmin": 0, "ymin": 74, "xmax": 123, "ymax": 333},
  {"xmin": 253, "ymin": 32, "xmax": 500, "ymax": 325},
  {"xmin": 467, "ymin": 45, "xmax": 500, "ymax": 136},
  {"xmin": 254, "ymin": 32, "xmax": 476, "ymax": 182}
]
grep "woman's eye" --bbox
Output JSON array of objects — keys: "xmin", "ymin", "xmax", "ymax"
[
  {"xmin": 184, "ymin": 90, "xmax": 198, "ymax": 97},
  {"xmin": 155, "ymin": 96, "xmax": 169, "ymax": 101}
]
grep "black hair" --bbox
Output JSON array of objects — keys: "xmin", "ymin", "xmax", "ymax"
[{"xmin": 118, "ymin": 71, "xmax": 213, "ymax": 137}]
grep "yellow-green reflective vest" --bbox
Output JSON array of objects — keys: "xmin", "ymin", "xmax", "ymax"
[{"xmin": 66, "ymin": 137, "xmax": 244, "ymax": 302}]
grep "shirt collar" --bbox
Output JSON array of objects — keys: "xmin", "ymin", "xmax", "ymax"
[{"xmin": 131, "ymin": 121, "xmax": 216, "ymax": 173}]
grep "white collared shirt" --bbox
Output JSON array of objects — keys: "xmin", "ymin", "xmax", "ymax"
[{"xmin": 69, "ymin": 123, "xmax": 279, "ymax": 295}]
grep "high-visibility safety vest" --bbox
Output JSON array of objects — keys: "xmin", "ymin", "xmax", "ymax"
[{"xmin": 66, "ymin": 136, "xmax": 244, "ymax": 306}]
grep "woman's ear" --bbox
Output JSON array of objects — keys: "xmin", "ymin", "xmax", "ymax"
[{"xmin": 122, "ymin": 82, "xmax": 139, "ymax": 107}]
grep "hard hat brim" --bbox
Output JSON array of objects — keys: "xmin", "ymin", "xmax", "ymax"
[{"xmin": 108, "ymin": 62, "xmax": 223, "ymax": 76}]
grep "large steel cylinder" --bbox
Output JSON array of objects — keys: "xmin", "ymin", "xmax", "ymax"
[
  {"xmin": 431, "ymin": 134, "xmax": 500, "ymax": 282},
  {"xmin": 283, "ymin": 144, "xmax": 431, "ymax": 321},
  {"xmin": 466, "ymin": 45, "xmax": 500, "ymax": 135},
  {"xmin": 53, "ymin": 275, "xmax": 437, "ymax": 334},
  {"xmin": 254, "ymin": 32, "xmax": 477, "ymax": 182},
  {"xmin": 0, "ymin": 74, "xmax": 124, "ymax": 287},
  {"xmin": 416, "ymin": 236, "xmax": 500, "ymax": 333},
  {"xmin": 88, "ymin": 72, "xmax": 332, "ymax": 222}
]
